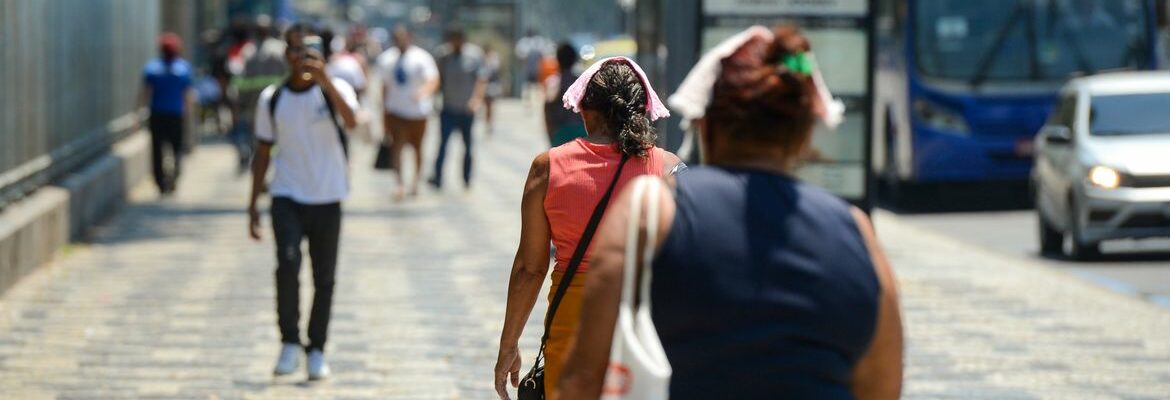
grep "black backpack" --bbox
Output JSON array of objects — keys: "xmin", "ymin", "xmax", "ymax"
[{"xmin": 267, "ymin": 82, "xmax": 349, "ymax": 158}]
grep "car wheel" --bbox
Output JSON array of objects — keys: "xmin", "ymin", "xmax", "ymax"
[
  {"xmin": 1038, "ymin": 212, "xmax": 1063, "ymax": 255},
  {"xmin": 1067, "ymin": 199, "xmax": 1101, "ymax": 260}
]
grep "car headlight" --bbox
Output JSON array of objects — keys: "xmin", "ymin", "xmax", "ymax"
[
  {"xmin": 1088, "ymin": 166, "xmax": 1121, "ymax": 189},
  {"xmin": 913, "ymin": 98, "xmax": 971, "ymax": 135}
]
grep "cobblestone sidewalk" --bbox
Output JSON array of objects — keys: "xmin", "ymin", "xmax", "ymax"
[{"xmin": 0, "ymin": 100, "xmax": 1168, "ymax": 399}]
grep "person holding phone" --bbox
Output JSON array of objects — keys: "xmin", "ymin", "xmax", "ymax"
[{"xmin": 247, "ymin": 22, "xmax": 358, "ymax": 381}]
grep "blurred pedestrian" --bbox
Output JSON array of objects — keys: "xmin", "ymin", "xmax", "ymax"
[
  {"xmin": 247, "ymin": 23, "xmax": 358, "ymax": 381},
  {"xmin": 516, "ymin": 29, "xmax": 552, "ymax": 102},
  {"xmin": 327, "ymin": 30, "xmax": 369, "ymax": 98},
  {"xmin": 544, "ymin": 43, "xmax": 586, "ymax": 147},
  {"xmin": 555, "ymin": 26, "xmax": 903, "ymax": 400},
  {"xmin": 204, "ymin": 29, "xmax": 235, "ymax": 136},
  {"xmin": 494, "ymin": 57, "xmax": 681, "ymax": 400},
  {"xmin": 429, "ymin": 27, "xmax": 488, "ymax": 190},
  {"xmin": 226, "ymin": 17, "xmax": 253, "ymax": 77},
  {"xmin": 235, "ymin": 15, "xmax": 288, "ymax": 173},
  {"xmin": 139, "ymin": 33, "xmax": 194, "ymax": 196},
  {"xmin": 483, "ymin": 45, "xmax": 503, "ymax": 135},
  {"xmin": 220, "ymin": 17, "xmax": 252, "ymax": 136},
  {"xmin": 377, "ymin": 26, "xmax": 439, "ymax": 201}
]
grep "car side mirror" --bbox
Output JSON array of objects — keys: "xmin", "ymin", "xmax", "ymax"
[{"xmin": 1042, "ymin": 126, "xmax": 1072, "ymax": 145}]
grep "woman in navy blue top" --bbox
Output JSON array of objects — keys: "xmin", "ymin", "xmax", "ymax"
[{"xmin": 556, "ymin": 26, "xmax": 903, "ymax": 400}]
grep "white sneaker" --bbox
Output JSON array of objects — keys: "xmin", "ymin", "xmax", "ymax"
[
  {"xmin": 273, "ymin": 343, "xmax": 301, "ymax": 376},
  {"xmin": 307, "ymin": 350, "xmax": 330, "ymax": 380}
]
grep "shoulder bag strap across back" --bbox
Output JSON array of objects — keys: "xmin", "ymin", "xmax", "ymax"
[{"xmin": 530, "ymin": 153, "xmax": 630, "ymax": 367}]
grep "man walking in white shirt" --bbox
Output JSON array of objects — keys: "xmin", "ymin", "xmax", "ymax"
[
  {"xmin": 247, "ymin": 23, "xmax": 358, "ymax": 381},
  {"xmin": 377, "ymin": 26, "xmax": 439, "ymax": 201}
]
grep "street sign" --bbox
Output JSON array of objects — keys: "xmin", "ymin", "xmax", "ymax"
[{"xmin": 700, "ymin": 0, "xmax": 875, "ymax": 209}]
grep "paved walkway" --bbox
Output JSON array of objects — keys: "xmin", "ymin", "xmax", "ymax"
[{"xmin": 1, "ymin": 100, "xmax": 1168, "ymax": 399}]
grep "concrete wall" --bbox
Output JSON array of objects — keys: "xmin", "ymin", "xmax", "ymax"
[
  {"xmin": 0, "ymin": 187, "xmax": 69, "ymax": 296},
  {"xmin": 0, "ymin": 131, "xmax": 150, "ymax": 295},
  {"xmin": 0, "ymin": 0, "xmax": 159, "ymax": 208}
]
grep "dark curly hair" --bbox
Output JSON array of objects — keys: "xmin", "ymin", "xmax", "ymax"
[
  {"xmin": 707, "ymin": 26, "xmax": 817, "ymax": 158},
  {"xmin": 579, "ymin": 60, "xmax": 656, "ymax": 158}
]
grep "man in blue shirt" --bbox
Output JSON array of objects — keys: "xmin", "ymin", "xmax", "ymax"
[{"xmin": 140, "ymin": 33, "xmax": 194, "ymax": 195}]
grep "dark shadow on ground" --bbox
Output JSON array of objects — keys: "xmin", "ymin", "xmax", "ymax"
[
  {"xmin": 1037, "ymin": 248, "xmax": 1170, "ymax": 264},
  {"xmin": 879, "ymin": 180, "xmax": 1033, "ymax": 214},
  {"xmin": 83, "ymin": 199, "xmax": 440, "ymax": 245}
]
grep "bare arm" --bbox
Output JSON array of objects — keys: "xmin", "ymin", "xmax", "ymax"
[
  {"xmin": 417, "ymin": 77, "xmax": 440, "ymax": 100},
  {"xmin": 185, "ymin": 87, "xmax": 198, "ymax": 125},
  {"xmin": 469, "ymin": 77, "xmax": 488, "ymax": 113},
  {"xmin": 383, "ymin": 80, "xmax": 391, "ymax": 103},
  {"xmin": 138, "ymin": 85, "xmax": 151, "ymax": 113},
  {"xmin": 247, "ymin": 142, "xmax": 273, "ymax": 240},
  {"xmin": 495, "ymin": 152, "xmax": 553, "ymax": 400},
  {"xmin": 557, "ymin": 176, "xmax": 676, "ymax": 400},
  {"xmin": 318, "ymin": 77, "xmax": 358, "ymax": 129},
  {"xmin": 849, "ymin": 208, "xmax": 904, "ymax": 400},
  {"xmin": 137, "ymin": 85, "xmax": 151, "ymax": 130}
]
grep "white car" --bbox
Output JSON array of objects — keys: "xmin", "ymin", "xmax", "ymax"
[{"xmin": 1034, "ymin": 71, "xmax": 1170, "ymax": 260}]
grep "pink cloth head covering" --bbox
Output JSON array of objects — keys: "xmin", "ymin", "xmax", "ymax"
[{"xmin": 561, "ymin": 56, "xmax": 671, "ymax": 121}]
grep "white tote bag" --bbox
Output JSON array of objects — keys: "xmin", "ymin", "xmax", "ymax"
[{"xmin": 602, "ymin": 178, "xmax": 672, "ymax": 400}]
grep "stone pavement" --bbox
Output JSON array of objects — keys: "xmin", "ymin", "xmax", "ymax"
[{"xmin": 0, "ymin": 99, "xmax": 1168, "ymax": 399}]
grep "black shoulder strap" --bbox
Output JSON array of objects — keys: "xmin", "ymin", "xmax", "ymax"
[
  {"xmin": 267, "ymin": 83, "xmax": 284, "ymax": 137},
  {"xmin": 531, "ymin": 154, "xmax": 630, "ymax": 364},
  {"xmin": 318, "ymin": 85, "xmax": 349, "ymax": 159},
  {"xmin": 266, "ymin": 82, "xmax": 348, "ymax": 159}
]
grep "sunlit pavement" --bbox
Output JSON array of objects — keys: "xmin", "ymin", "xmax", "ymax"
[{"xmin": 0, "ymin": 100, "xmax": 1168, "ymax": 399}]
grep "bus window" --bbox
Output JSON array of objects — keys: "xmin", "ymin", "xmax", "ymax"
[{"xmin": 914, "ymin": 0, "xmax": 1149, "ymax": 83}]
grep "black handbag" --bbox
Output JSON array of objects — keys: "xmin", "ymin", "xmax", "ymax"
[
  {"xmin": 373, "ymin": 142, "xmax": 394, "ymax": 170},
  {"xmin": 518, "ymin": 154, "xmax": 630, "ymax": 400}
]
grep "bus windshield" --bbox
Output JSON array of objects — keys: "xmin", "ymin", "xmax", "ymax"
[{"xmin": 914, "ymin": 0, "xmax": 1149, "ymax": 84}]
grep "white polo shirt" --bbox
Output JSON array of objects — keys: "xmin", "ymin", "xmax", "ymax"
[
  {"xmin": 377, "ymin": 45, "xmax": 439, "ymax": 119},
  {"xmin": 254, "ymin": 78, "xmax": 359, "ymax": 205}
]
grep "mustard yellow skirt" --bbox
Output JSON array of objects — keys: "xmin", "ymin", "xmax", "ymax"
[{"xmin": 543, "ymin": 270, "xmax": 587, "ymax": 399}]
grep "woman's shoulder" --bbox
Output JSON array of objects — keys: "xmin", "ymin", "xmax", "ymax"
[
  {"xmin": 529, "ymin": 150, "xmax": 551, "ymax": 176},
  {"xmin": 547, "ymin": 139, "xmax": 580, "ymax": 161}
]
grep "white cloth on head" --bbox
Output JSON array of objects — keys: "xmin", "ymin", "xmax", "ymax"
[
  {"xmin": 561, "ymin": 56, "xmax": 670, "ymax": 121},
  {"xmin": 666, "ymin": 25, "xmax": 844, "ymax": 129}
]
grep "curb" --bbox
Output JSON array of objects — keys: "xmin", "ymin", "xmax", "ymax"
[
  {"xmin": 874, "ymin": 210, "xmax": 1170, "ymax": 314},
  {"xmin": 0, "ymin": 131, "xmax": 149, "ymax": 296}
]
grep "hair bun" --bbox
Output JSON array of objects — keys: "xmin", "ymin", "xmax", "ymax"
[
  {"xmin": 707, "ymin": 25, "xmax": 818, "ymax": 147},
  {"xmin": 580, "ymin": 61, "xmax": 657, "ymax": 157}
]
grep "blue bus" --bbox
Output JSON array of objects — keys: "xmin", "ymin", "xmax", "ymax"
[{"xmin": 874, "ymin": 0, "xmax": 1160, "ymax": 189}]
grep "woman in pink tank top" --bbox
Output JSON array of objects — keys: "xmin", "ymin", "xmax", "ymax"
[{"xmin": 494, "ymin": 58, "xmax": 681, "ymax": 400}]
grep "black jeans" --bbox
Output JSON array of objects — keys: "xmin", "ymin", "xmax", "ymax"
[
  {"xmin": 433, "ymin": 109, "xmax": 475, "ymax": 187},
  {"xmin": 148, "ymin": 113, "xmax": 184, "ymax": 191},
  {"xmin": 271, "ymin": 197, "xmax": 341, "ymax": 352}
]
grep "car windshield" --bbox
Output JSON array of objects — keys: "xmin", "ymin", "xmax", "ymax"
[
  {"xmin": 914, "ymin": 0, "xmax": 1149, "ymax": 83},
  {"xmin": 1090, "ymin": 93, "xmax": 1170, "ymax": 136}
]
